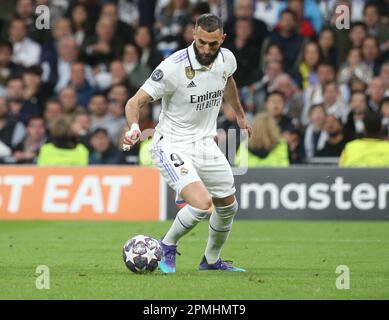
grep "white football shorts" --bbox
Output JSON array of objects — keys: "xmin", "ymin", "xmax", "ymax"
[{"xmin": 150, "ymin": 131, "xmax": 236, "ymax": 203}]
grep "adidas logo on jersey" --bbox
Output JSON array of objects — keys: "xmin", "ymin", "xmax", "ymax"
[{"xmin": 187, "ymin": 81, "xmax": 197, "ymax": 88}]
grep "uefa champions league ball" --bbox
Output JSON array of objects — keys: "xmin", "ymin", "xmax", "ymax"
[{"xmin": 122, "ymin": 235, "xmax": 163, "ymax": 273}]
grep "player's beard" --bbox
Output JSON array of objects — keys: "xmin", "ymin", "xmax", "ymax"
[{"xmin": 193, "ymin": 44, "xmax": 220, "ymax": 66}]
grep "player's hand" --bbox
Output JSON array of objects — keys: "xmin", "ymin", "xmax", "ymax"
[
  {"xmin": 237, "ymin": 115, "xmax": 252, "ymax": 138},
  {"xmin": 122, "ymin": 123, "xmax": 141, "ymax": 151}
]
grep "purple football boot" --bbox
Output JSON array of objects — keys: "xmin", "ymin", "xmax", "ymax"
[
  {"xmin": 158, "ymin": 238, "xmax": 180, "ymax": 274},
  {"xmin": 199, "ymin": 256, "xmax": 246, "ymax": 272}
]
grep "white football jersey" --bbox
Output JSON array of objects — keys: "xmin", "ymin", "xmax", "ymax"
[{"xmin": 141, "ymin": 42, "xmax": 237, "ymax": 144}]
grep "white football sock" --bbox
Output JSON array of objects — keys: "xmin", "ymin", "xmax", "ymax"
[
  {"xmin": 204, "ymin": 200, "xmax": 238, "ymax": 264},
  {"xmin": 163, "ymin": 205, "xmax": 208, "ymax": 246}
]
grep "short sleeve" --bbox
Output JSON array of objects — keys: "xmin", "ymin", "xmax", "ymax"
[
  {"xmin": 222, "ymin": 48, "xmax": 237, "ymax": 78},
  {"xmin": 140, "ymin": 60, "xmax": 177, "ymax": 101}
]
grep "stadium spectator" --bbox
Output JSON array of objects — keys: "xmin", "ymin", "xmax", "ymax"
[
  {"xmin": 224, "ymin": 17, "xmax": 262, "ymax": 87},
  {"xmin": 69, "ymin": 3, "xmax": 91, "ymax": 47},
  {"xmin": 235, "ymin": 112, "xmax": 289, "ymax": 167},
  {"xmin": 69, "ymin": 61, "xmax": 95, "ymax": 108},
  {"xmin": 322, "ymin": 81, "xmax": 349, "ymax": 123},
  {"xmin": 51, "ymin": 17, "xmax": 73, "ymax": 41},
  {"xmin": 5, "ymin": 76, "xmax": 24, "ymax": 101},
  {"xmin": 0, "ymin": 40, "xmax": 22, "ymax": 93},
  {"xmin": 22, "ymin": 65, "xmax": 52, "ymax": 115},
  {"xmin": 121, "ymin": 43, "xmax": 152, "ymax": 91},
  {"xmin": 89, "ymin": 128, "xmax": 123, "ymax": 165},
  {"xmin": 58, "ymin": 86, "xmax": 84, "ymax": 117},
  {"xmin": 303, "ymin": 104, "xmax": 327, "ymax": 160},
  {"xmin": 107, "ymin": 96, "xmax": 128, "ymax": 146},
  {"xmin": 262, "ymin": 9, "xmax": 305, "ymax": 74},
  {"xmin": 8, "ymin": 17, "xmax": 41, "ymax": 68},
  {"xmin": 269, "ymin": 73, "xmax": 304, "ymax": 124},
  {"xmin": 301, "ymin": 62, "xmax": 348, "ymax": 126},
  {"xmin": 260, "ymin": 43, "xmax": 284, "ymax": 71},
  {"xmin": 12, "ymin": 116, "xmax": 46, "ymax": 164},
  {"xmin": 37, "ymin": 115, "xmax": 88, "ymax": 166},
  {"xmin": 282, "ymin": 126, "xmax": 304, "ymax": 164},
  {"xmin": 380, "ymin": 97, "xmax": 389, "ymax": 137},
  {"xmin": 316, "ymin": 114, "xmax": 348, "ymax": 157},
  {"xmin": 362, "ymin": 36, "xmax": 386, "ymax": 76},
  {"xmin": 99, "ymin": 2, "xmax": 134, "ymax": 42},
  {"xmin": 240, "ymin": 60, "xmax": 283, "ymax": 115},
  {"xmin": 337, "ymin": 47, "xmax": 373, "ymax": 85},
  {"xmin": 134, "ymin": 25, "xmax": 164, "ymax": 70},
  {"xmin": 265, "ymin": 90, "xmax": 296, "ymax": 133},
  {"xmin": 88, "ymin": 94, "xmax": 117, "ymax": 143},
  {"xmin": 0, "ymin": 96, "xmax": 25, "ymax": 155},
  {"xmin": 279, "ymin": 0, "xmax": 316, "ymax": 38},
  {"xmin": 43, "ymin": 99, "xmax": 62, "ymax": 131},
  {"xmin": 344, "ymin": 91, "xmax": 369, "ymax": 141},
  {"xmin": 71, "ymin": 108, "xmax": 90, "ymax": 148},
  {"xmin": 224, "ymin": 0, "xmax": 269, "ymax": 46},
  {"xmin": 108, "ymin": 60, "xmax": 131, "ymax": 88},
  {"xmin": 108, "ymin": 83, "xmax": 130, "ymax": 108},
  {"xmin": 362, "ymin": 2, "xmax": 389, "ymax": 46},
  {"xmin": 318, "ymin": 27, "xmax": 337, "ymax": 68},
  {"xmin": 154, "ymin": 0, "xmax": 191, "ymax": 57},
  {"xmin": 339, "ymin": 112, "xmax": 389, "ymax": 167},
  {"xmin": 83, "ymin": 16, "xmax": 124, "ymax": 66},
  {"xmin": 332, "ymin": 21, "xmax": 368, "ymax": 65},
  {"xmin": 253, "ymin": 0, "xmax": 283, "ymax": 30},
  {"xmin": 44, "ymin": 36, "xmax": 81, "ymax": 93},
  {"xmin": 208, "ymin": 0, "xmax": 230, "ymax": 23},
  {"xmin": 296, "ymin": 41, "xmax": 321, "ymax": 89},
  {"xmin": 367, "ymin": 76, "xmax": 386, "ymax": 113},
  {"xmin": 380, "ymin": 62, "xmax": 389, "ymax": 93},
  {"xmin": 177, "ymin": 21, "xmax": 195, "ymax": 50}
]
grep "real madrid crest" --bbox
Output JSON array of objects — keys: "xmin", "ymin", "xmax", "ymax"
[
  {"xmin": 185, "ymin": 66, "xmax": 195, "ymax": 79},
  {"xmin": 180, "ymin": 167, "xmax": 189, "ymax": 176},
  {"xmin": 222, "ymin": 71, "xmax": 228, "ymax": 82}
]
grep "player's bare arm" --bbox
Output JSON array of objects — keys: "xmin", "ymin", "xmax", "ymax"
[
  {"xmin": 122, "ymin": 89, "xmax": 152, "ymax": 148},
  {"xmin": 224, "ymin": 76, "xmax": 252, "ymax": 137}
]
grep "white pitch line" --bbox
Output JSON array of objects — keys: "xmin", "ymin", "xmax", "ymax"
[{"xmin": 185, "ymin": 238, "xmax": 383, "ymax": 243}]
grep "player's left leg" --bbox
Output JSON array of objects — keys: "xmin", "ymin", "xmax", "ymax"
[
  {"xmin": 194, "ymin": 140, "xmax": 245, "ymax": 272},
  {"xmin": 199, "ymin": 194, "xmax": 245, "ymax": 272}
]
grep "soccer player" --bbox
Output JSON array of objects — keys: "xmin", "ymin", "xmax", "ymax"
[{"xmin": 122, "ymin": 14, "xmax": 252, "ymax": 273}]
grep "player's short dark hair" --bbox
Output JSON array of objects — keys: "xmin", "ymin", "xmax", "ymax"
[
  {"xmin": 363, "ymin": 112, "xmax": 383, "ymax": 137},
  {"xmin": 195, "ymin": 13, "xmax": 223, "ymax": 33}
]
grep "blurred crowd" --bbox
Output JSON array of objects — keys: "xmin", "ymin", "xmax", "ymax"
[{"xmin": 0, "ymin": 0, "xmax": 388, "ymax": 166}]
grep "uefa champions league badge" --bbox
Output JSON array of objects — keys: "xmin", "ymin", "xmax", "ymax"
[{"xmin": 151, "ymin": 69, "xmax": 164, "ymax": 81}]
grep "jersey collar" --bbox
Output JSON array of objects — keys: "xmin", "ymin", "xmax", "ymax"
[{"xmin": 187, "ymin": 42, "xmax": 225, "ymax": 71}]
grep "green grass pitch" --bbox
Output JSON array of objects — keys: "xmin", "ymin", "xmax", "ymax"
[{"xmin": 1, "ymin": 220, "xmax": 389, "ymax": 299}]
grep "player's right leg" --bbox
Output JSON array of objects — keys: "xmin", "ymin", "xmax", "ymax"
[
  {"xmin": 159, "ymin": 181, "xmax": 212, "ymax": 273},
  {"xmin": 150, "ymin": 135, "xmax": 212, "ymax": 273}
]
